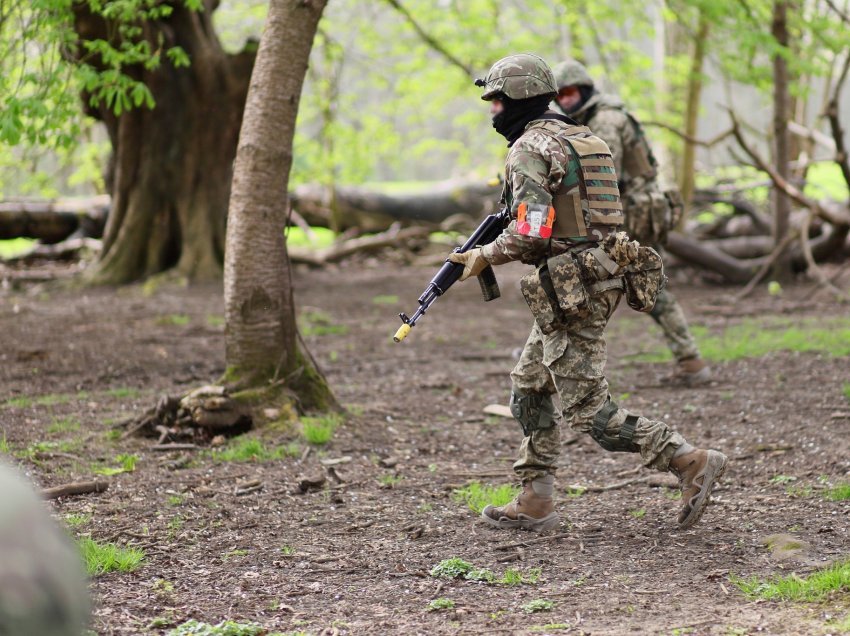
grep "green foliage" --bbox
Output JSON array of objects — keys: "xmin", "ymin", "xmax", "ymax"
[
  {"xmin": 298, "ymin": 309, "xmax": 348, "ymax": 336},
  {"xmin": 1, "ymin": 0, "xmax": 201, "ymax": 195},
  {"xmin": 428, "ymin": 558, "xmax": 540, "ymax": 585},
  {"xmin": 212, "ymin": 436, "xmax": 300, "ymax": 463},
  {"xmin": 47, "ymin": 417, "xmax": 81, "ymax": 434},
  {"xmin": 428, "ymin": 598, "xmax": 455, "ymax": 611},
  {"xmin": 452, "ymin": 482, "xmax": 519, "ymax": 514},
  {"xmin": 824, "ymin": 483, "xmax": 850, "ymax": 502},
  {"xmin": 843, "ymin": 383, "xmax": 850, "ymax": 404},
  {"xmin": 167, "ymin": 620, "xmax": 267, "ymax": 636},
  {"xmin": 522, "ymin": 599, "xmax": 554, "ymax": 613},
  {"xmin": 64, "ymin": 513, "xmax": 91, "ymax": 528},
  {"xmin": 636, "ymin": 318, "xmax": 850, "ymax": 363},
  {"xmin": 94, "ymin": 453, "xmax": 138, "ymax": 475},
  {"xmin": 0, "ymin": 431, "xmax": 9, "ymax": 454},
  {"xmin": 301, "ymin": 413, "xmax": 342, "ymax": 445},
  {"xmin": 157, "ymin": 314, "xmax": 191, "ymax": 327},
  {"xmin": 0, "ymin": 239, "xmax": 37, "ymax": 260},
  {"xmin": 285, "ymin": 226, "xmax": 336, "ymax": 249},
  {"xmin": 79, "ymin": 536, "xmax": 145, "ymax": 576},
  {"xmin": 731, "ymin": 560, "xmax": 850, "ymax": 602},
  {"xmin": 371, "ymin": 295, "xmax": 399, "ymax": 305}
]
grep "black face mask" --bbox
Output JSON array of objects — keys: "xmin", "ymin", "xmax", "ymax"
[{"xmin": 492, "ymin": 94, "xmax": 553, "ymax": 146}]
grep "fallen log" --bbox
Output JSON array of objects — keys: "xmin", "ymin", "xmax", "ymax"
[
  {"xmin": 288, "ymin": 225, "xmax": 432, "ymax": 266},
  {"xmin": 290, "ymin": 179, "xmax": 502, "ymax": 232},
  {"xmin": 0, "ymin": 196, "xmax": 108, "ymax": 243}
]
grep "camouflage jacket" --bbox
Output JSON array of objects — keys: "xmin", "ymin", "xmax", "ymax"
[
  {"xmin": 481, "ymin": 114, "xmax": 612, "ymax": 266},
  {"xmin": 570, "ymin": 92, "xmax": 660, "ymax": 197}
]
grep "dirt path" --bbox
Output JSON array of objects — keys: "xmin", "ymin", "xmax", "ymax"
[{"xmin": 1, "ymin": 263, "xmax": 849, "ymax": 635}]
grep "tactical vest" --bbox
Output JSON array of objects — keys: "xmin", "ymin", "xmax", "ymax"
[
  {"xmin": 519, "ymin": 120, "xmax": 624, "ymax": 239},
  {"xmin": 586, "ymin": 104, "xmax": 658, "ymax": 184}
]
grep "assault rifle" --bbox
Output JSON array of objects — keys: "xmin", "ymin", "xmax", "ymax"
[{"xmin": 393, "ymin": 207, "xmax": 510, "ymax": 343}]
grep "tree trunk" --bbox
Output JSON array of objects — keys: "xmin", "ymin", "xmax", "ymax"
[
  {"xmin": 679, "ymin": 12, "xmax": 709, "ymax": 216},
  {"xmin": 73, "ymin": 2, "xmax": 256, "ymax": 284},
  {"xmin": 224, "ymin": 0, "xmax": 335, "ymax": 410},
  {"xmin": 771, "ymin": 0, "xmax": 793, "ymax": 281}
]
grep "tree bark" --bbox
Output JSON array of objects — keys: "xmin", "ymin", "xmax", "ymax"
[
  {"xmin": 771, "ymin": 0, "xmax": 793, "ymax": 281},
  {"xmin": 224, "ymin": 0, "xmax": 335, "ymax": 410},
  {"xmin": 679, "ymin": 12, "xmax": 709, "ymax": 215},
  {"xmin": 73, "ymin": 2, "xmax": 256, "ymax": 284}
]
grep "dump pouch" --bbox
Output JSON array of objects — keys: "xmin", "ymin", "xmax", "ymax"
[
  {"xmin": 663, "ymin": 187, "xmax": 684, "ymax": 233},
  {"xmin": 623, "ymin": 245, "xmax": 666, "ymax": 312}
]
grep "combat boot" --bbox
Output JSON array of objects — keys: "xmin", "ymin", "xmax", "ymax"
[
  {"xmin": 481, "ymin": 474, "xmax": 559, "ymax": 532},
  {"xmin": 673, "ymin": 357, "xmax": 711, "ymax": 386},
  {"xmin": 669, "ymin": 447, "xmax": 728, "ymax": 529}
]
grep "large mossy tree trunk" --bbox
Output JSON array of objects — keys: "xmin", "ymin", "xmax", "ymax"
[
  {"xmin": 74, "ymin": 2, "xmax": 255, "ymax": 284},
  {"xmin": 223, "ymin": 0, "xmax": 335, "ymax": 411}
]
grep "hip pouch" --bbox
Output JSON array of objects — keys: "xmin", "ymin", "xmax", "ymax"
[
  {"xmin": 519, "ymin": 252, "xmax": 588, "ymax": 334},
  {"xmin": 623, "ymin": 245, "xmax": 667, "ymax": 312}
]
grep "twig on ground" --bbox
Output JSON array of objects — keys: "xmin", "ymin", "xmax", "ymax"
[
  {"xmin": 492, "ymin": 532, "xmax": 572, "ymax": 551},
  {"xmin": 42, "ymin": 479, "xmax": 109, "ymax": 500}
]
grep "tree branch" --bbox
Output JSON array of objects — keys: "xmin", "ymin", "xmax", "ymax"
[
  {"xmin": 826, "ymin": 53, "xmax": 850, "ymax": 192},
  {"xmin": 728, "ymin": 110, "xmax": 850, "ymax": 226},
  {"xmin": 643, "ymin": 121, "xmax": 733, "ymax": 148},
  {"xmin": 382, "ymin": 0, "xmax": 474, "ymax": 77},
  {"xmin": 824, "ymin": 0, "xmax": 850, "ymax": 23}
]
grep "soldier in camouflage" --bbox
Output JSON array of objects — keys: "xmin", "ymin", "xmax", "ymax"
[
  {"xmin": 552, "ymin": 58, "xmax": 710, "ymax": 385},
  {"xmin": 449, "ymin": 53, "xmax": 728, "ymax": 532},
  {"xmin": 0, "ymin": 461, "xmax": 90, "ymax": 635}
]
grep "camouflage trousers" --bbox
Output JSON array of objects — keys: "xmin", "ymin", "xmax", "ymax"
[
  {"xmin": 510, "ymin": 288, "xmax": 686, "ymax": 481},
  {"xmin": 649, "ymin": 286, "xmax": 700, "ymax": 361}
]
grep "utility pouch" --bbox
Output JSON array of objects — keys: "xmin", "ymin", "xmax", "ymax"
[
  {"xmin": 623, "ymin": 245, "xmax": 666, "ymax": 312},
  {"xmin": 519, "ymin": 266, "xmax": 565, "ymax": 335},
  {"xmin": 648, "ymin": 191, "xmax": 672, "ymax": 244},
  {"xmin": 624, "ymin": 191, "xmax": 653, "ymax": 242},
  {"xmin": 477, "ymin": 265, "xmax": 501, "ymax": 302},
  {"xmin": 546, "ymin": 251, "xmax": 589, "ymax": 316}
]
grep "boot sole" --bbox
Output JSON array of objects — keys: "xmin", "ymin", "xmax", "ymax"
[
  {"xmin": 678, "ymin": 450, "xmax": 728, "ymax": 530},
  {"xmin": 480, "ymin": 507, "xmax": 560, "ymax": 533}
]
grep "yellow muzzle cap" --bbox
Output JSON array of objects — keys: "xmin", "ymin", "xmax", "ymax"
[{"xmin": 393, "ymin": 324, "xmax": 411, "ymax": 343}]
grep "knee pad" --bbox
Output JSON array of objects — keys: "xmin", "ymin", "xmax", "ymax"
[
  {"xmin": 590, "ymin": 397, "xmax": 639, "ymax": 452},
  {"xmin": 509, "ymin": 388, "xmax": 556, "ymax": 437}
]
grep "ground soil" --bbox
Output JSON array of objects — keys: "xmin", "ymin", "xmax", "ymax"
[{"xmin": 1, "ymin": 259, "xmax": 849, "ymax": 635}]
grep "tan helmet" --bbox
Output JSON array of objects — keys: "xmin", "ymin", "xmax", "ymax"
[
  {"xmin": 553, "ymin": 59, "xmax": 594, "ymax": 89},
  {"xmin": 476, "ymin": 53, "xmax": 557, "ymax": 101}
]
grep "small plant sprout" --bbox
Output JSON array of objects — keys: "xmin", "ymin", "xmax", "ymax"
[
  {"xmin": 452, "ymin": 482, "xmax": 519, "ymax": 514},
  {"xmin": 301, "ymin": 413, "xmax": 342, "ymax": 445},
  {"xmin": 522, "ymin": 599, "xmax": 554, "ymax": 613},
  {"xmin": 78, "ymin": 537, "xmax": 145, "ymax": 576},
  {"xmin": 428, "ymin": 598, "xmax": 455, "ymax": 611}
]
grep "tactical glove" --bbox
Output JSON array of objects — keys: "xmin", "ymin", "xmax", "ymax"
[{"xmin": 448, "ymin": 248, "xmax": 490, "ymax": 281}]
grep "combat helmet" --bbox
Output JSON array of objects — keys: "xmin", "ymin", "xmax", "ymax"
[
  {"xmin": 476, "ymin": 53, "xmax": 557, "ymax": 101},
  {"xmin": 553, "ymin": 59, "xmax": 594, "ymax": 89}
]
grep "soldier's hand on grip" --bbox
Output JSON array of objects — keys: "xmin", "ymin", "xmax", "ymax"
[{"xmin": 448, "ymin": 248, "xmax": 489, "ymax": 281}]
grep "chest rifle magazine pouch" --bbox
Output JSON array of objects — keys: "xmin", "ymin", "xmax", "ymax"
[{"xmin": 623, "ymin": 245, "xmax": 666, "ymax": 313}]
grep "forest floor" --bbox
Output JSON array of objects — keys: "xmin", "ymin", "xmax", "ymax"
[{"xmin": 1, "ymin": 259, "xmax": 850, "ymax": 636}]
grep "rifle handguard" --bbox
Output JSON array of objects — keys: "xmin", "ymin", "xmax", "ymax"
[{"xmin": 477, "ymin": 265, "xmax": 500, "ymax": 301}]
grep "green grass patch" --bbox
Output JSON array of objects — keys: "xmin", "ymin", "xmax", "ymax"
[
  {"xmin": 731, "ymin": 560, "xmax": 850, "ymax": 601},
  {"xmin": 167, "ymin": 619, "xmax": 269, "ymax": 636},
  {"xmin": 47, "ymin": 417, "xmax": 81, "ymax": 434},
  {"xmin": 104, "ymin": 387, "xmax": 141, "ymax": 399},
  {"xmin": 428, "ymin": 598, "xmax": 455, "ymax": 611},
  {"xmin": 378, "ymin": 474, "xmax": 403, "ymax": 488},
  {"xmin": 64, "ymin": 513, "xmax": 91, "ymax": 528},
  {"xmin": 206, "ymin": 314, "xmax": 225, "ymax": 328},
  {"xmin": 522, "ymin": 599, "xmax": 554, "ymax": 613},
  {"xmin": 298, "ymin": 309, "xmax": 348, "ymax": 336},
  {"xmin": 211, "ymin": 436, "xmax": 300, "ymax": 463},
  {"xmin": 824, "ymin": 483, "xmax": 850, "ymax": 501},
  {"xmin": 0, "ymin": 431, "xmax": 10, "ymax": 454},
  {"xmin": 156, "ymin": 314, "xmax": 190, "ymax": 326},
  {"xmin": 452, "ymin": 481, "xmax": 519, "ymax": 514},
  {"xmin": 301, "ymin": 413, "xmax": 342, "ymax": 445},
  {"xmin": 0, "ymin": 238, "xmax": 36, "ymax": 259},
  {"xmin": 19, "ymin": 439, "xmax": 81, "ymax": 459},
  {"xmin": 429, "ymin": 558, "xmax": 540, "ymax": 585},
  {"xmin": 634, "ymin": 317, "xmax": 850, "ymax": 363},
  {"xmin": 843, "ymin": 383, "xmax": 850, "ymax": 404},
  {"xmin": 285, "ymin": 225, "xmax": 336, "ymax": 249},
  {"xmin": 79, "ymin": 537, "xmax": 145, "ymax": 576},
  {"xmin": 804, "ymin": 162, "xmax": 850, "ymax": 201},
  {"xmin": 371, "ymin": 294, "xmax": 399, "ymax": 305},
  {"xmin": 93, "ymin": 453, "xmax": 138, "ymax": 475}
]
